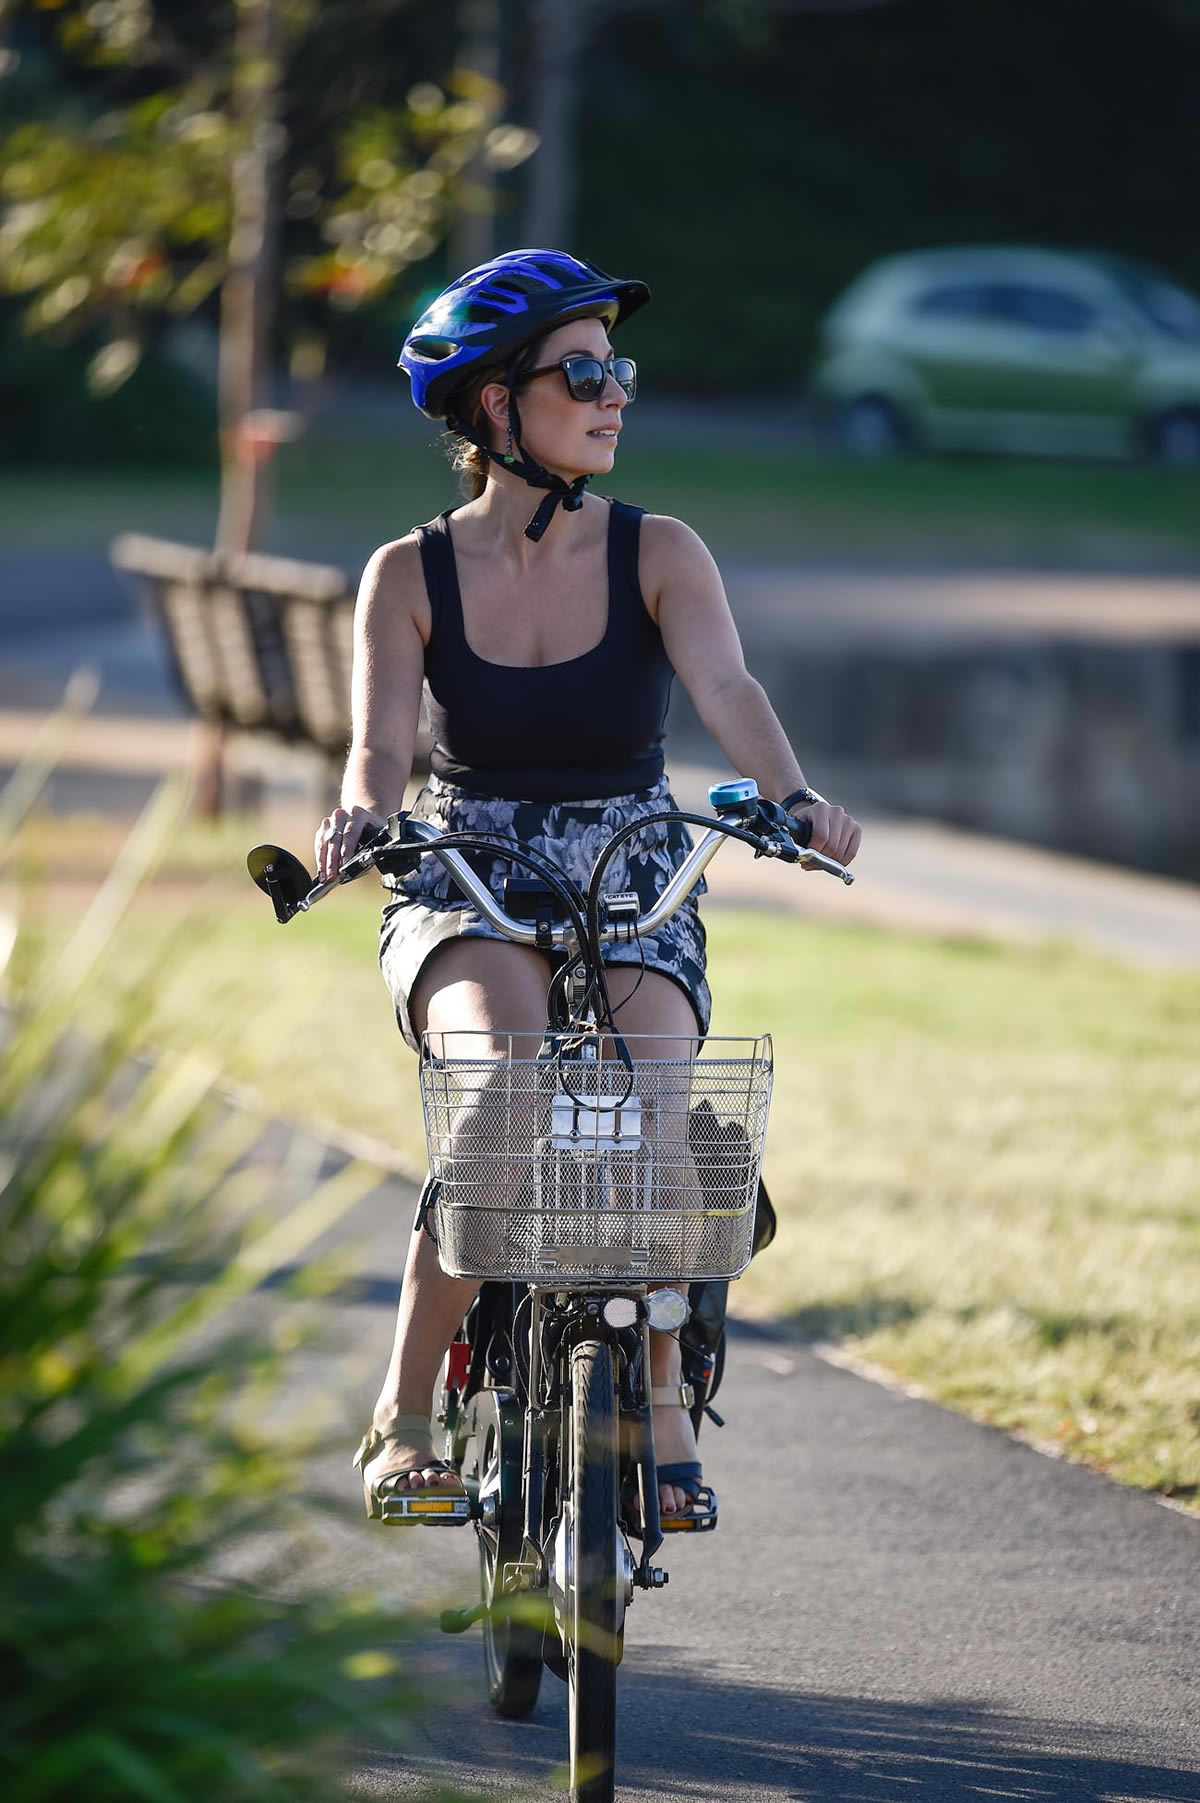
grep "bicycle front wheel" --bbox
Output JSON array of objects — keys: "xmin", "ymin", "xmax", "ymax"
[{"xmin": 566, "ymin": 1339, "xmax": 619, "ymax": 1803}]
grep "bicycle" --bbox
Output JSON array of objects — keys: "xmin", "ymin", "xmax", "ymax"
[{"xmin": 247, "ymin": 777, "xmax": 853, "ymax": 1803}]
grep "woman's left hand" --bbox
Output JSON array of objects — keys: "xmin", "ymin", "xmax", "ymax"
[{"xmin": 788, "ymin": 798, "xmax": 861, "ymax": 870}]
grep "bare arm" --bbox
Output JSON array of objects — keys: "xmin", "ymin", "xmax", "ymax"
[
  {"xmin": 314, "ymin": 536, "xmax": 429, "ymax": 880},
  {"xmin": 642, "ymin": 514, "xmax": 861, "ymax": 866}
]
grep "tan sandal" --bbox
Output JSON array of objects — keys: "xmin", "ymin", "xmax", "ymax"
[{"xmin": 352, "ymin": 1412, "xmax": 471, "ymax": 1525}]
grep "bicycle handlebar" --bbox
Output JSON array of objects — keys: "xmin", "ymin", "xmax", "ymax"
[{"xmin": 246, "ymin": 784, "xmax": 854, "ymax": 937}]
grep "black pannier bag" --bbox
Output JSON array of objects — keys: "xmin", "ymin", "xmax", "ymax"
[{"xmin": 681, "ymin": 1098, "xmax": 777, "ymax": 1430}]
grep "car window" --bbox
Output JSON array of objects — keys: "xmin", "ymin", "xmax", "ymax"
[
  {"xmin": 1124, "ymin": 277, "xmax": 1200, "ymax": 342},
  {"xmin": 990, "ymin": 282, "xmax": 1096, "ymax": 334},
  {"xmin": 911, "ymin": 282, "xmax": 995, "ymax": 320}
]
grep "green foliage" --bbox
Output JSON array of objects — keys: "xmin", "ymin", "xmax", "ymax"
[
  {"xmin": 0, "ymin": 1, "xmax": 534, "ymax": 389},
  {"xmin": 1, "ymin": 93, "xmax": 232, "ymax": 356},
  {"xmin": 0, "ymin": 952, "xmax": 427, "ymax": 1798}
]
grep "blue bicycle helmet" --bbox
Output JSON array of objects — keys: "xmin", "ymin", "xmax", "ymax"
[
  {"xmin": 400, "ymin": 248, "xmax": 649, "ymax": 420},
  {"xmin": 399, "ymin": 248, "xmax": 650, "ymax": 541}
]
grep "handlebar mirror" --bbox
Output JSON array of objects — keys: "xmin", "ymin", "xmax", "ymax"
[{"xmin": 247, "ymin": 844, "xmax": 315, "ymax": 923}]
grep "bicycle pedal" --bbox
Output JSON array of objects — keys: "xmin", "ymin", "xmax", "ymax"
[
  {"xmin": 659, "ymin": 1484, "xmax": 718, "ymax": 1534},
  {"xmin": 378, "ymin": 1492, "xmax": 472, "ymax": 1525}
]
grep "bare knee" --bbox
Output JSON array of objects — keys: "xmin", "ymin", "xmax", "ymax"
[{"xmin": 411, "ymin": 938, "xmax": 552, "ymax": 1049}]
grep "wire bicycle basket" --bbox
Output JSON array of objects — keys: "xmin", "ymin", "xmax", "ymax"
[{"xmin": 418, "ymin": 1032, "xmax": 773, "ymax": 1282}]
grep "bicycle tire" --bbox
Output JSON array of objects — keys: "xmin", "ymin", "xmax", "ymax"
[
  {"xmin": 566, "ymin": 1339, "xmax": 619, "ymax": 1803},
  {"xmin": 466, "ymin": 1387, "xmax": 543, "ymax": 1718}
]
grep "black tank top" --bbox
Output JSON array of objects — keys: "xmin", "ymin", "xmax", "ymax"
[{"xmin": 414, "ymin": 499, "xmax": 674, "ymax": 802}]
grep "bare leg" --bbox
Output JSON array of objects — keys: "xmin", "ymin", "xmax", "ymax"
[
  {"xmin": 361, "ymin": 939, "xmax": 551, "ymax": 1497},
  {"xmin": 363, "ymin": 1223, "xmax": 481, "ymax": 1490}
]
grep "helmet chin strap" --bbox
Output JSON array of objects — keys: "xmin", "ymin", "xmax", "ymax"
[{"xmin": 448, "ymin": 362, "xmax": 592, "ymax": 543}]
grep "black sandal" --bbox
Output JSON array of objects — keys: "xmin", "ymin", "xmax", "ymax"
[{"xmin": 651, "ymin": 1384, "xmax": 718, "ymax": 1534}]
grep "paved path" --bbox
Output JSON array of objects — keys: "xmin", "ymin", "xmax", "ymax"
[
  {"xmin": 265, "ymin": 1163, "xmax": 1200, "ymax": 1801},
  {"xmin": 730, "ymin": 567, "xmax": 1200, "ymax": 646}
]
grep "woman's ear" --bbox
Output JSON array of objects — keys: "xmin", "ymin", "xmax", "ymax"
[{"xmin": 479, "ymin": 380, "xmax": 510, "ymax": 434}]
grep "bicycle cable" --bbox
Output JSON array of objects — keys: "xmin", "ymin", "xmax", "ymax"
[{"xmin": 382, "ymin": 822, "xmax": 628, "ymax": 1104}]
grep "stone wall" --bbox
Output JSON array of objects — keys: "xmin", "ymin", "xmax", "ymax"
[{"xmin": 667, "ymin": 570, "xmax": 1200, "ymax": 881}]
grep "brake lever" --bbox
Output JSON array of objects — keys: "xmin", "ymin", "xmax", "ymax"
[
  {"xmin": 331, "ymin": 821, "xmax": 389, "ymax": 884},
  {"xmin": 748, "ymin": 799, "xmax": 855, "ymax": 884},
  {"xmin": 798, "ymin": 847, "xmax": 854, "ymax": 884}
]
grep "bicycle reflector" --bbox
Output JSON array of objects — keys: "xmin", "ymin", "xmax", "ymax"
[{"xmin": 381, "ymin": 1494, "xmax": 472, "ymax": 1524}]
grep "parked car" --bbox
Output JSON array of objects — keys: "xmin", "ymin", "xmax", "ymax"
[{"xmin": 810, "ymin": 246, "xmax": 1200, "ymax": 465}]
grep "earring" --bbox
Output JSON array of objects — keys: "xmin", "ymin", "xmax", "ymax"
[{"xmin": 503, "ymin": 420, "xmax": 515, "ymax": 465}]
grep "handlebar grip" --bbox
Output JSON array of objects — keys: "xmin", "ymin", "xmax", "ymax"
[
  {"xmin": 754, "ymin": 796, "xmax": 813, "ymax": 849},
  {"xmin": 756, "ymin": 798, "xmax": 852, "ymax": 881}
]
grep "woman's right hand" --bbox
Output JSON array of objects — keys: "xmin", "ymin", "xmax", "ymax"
[{"xmin": 314, "ymin": 804, "xmax": 386, "ymax": 882}]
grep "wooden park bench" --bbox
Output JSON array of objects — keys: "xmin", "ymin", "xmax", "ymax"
[{"xmin": 110, "ymin": 533, "xmax": 428, "ymax": 813}]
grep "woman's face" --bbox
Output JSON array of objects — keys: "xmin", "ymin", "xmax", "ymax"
[{"xmin": 482, "ymin": 314, "xmax": 629, "ymax": 482}]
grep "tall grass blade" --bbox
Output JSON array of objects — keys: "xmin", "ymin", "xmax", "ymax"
[
  {"xmin": 41, "ymin": 773, "xmax": 192, "ymax": 1006},
  {"xmin": 0, "ymin": 666, "xmax": 100, "ymax": 858}
]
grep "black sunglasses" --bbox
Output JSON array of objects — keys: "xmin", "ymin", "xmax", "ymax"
[{"xmin": 521, "ymin": 355, "xmax": 637, "ymax": 403}]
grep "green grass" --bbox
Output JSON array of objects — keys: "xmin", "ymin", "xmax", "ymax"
[
  {"xmin": 711, "ymin": 916, "xmax": 1200, "ymax": 1504},
  {"xmin": 5, "ymin": 415, "xmax": 1200, "ymax": 566},
  {"xmin": 601, "ymin": 441, "xmax": 1200, "ymax": 566},
  {"xmin": 15, "ymin": 812, "xmax": 1197, "ymax": 1508}
]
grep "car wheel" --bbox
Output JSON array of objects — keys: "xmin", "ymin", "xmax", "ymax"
[
  {"xmin": 1148, "ymin": 409, "xmax": 1200, "ymax": 468},
  {"xmin": 839, "ymin": 394, "xmax": 907, "ymax": 459}
]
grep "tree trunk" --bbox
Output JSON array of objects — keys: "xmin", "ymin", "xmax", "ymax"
[
  {"xmin": 522, "ymin": 0, "xmax": 591, "ymax": 246},
  {"xmin": 450, "ymin": 0, "xmax": 502, "ymax": 272},
  {"xmin": 206, "ymin": 0, "xmax": 283, "ymax": 816},
  {"xmin": 215, "ymin": 0, "xmax": 284, "ymax": 561}
]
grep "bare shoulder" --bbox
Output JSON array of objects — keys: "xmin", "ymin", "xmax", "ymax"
[
  {"xmin": 357, "ymin": 531, "xmax": 431, "ymax": 645},
  {"xmin": 637, "ymin": 511, "xmax": 723, "ymax": 621}
]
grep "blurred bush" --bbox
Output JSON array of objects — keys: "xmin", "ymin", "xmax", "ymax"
[
  {"xmin": 0, "ymin": 304, "xmax": 217, "ymax": 469},
  {"xmin": 0, "ymin": 924, "xmax": 428, "ymax": 1799}
]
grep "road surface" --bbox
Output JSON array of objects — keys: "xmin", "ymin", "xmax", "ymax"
[{"xmin": 254, "ymin": 1161, "xmax": 1199, "ymax": 1802}]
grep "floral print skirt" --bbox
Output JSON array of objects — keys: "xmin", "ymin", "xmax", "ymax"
[{"xmin": 378, "ymin": 772, "xmax": 710, "ymax": 1051}]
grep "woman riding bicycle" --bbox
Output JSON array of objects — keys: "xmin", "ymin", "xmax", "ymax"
[{"xmin": 314, "ymin": 248, "xmax": 861, "ymax": 1526}]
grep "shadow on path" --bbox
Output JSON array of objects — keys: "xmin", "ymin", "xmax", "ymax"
[{"xmin": 360, "ymin": 1653, "xmax": 1200, "ymax": 1801}]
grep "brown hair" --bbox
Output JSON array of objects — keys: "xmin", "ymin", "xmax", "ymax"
[{"xmin": 440, "ymin": 335, "xmax": 547, "ymax": 499}]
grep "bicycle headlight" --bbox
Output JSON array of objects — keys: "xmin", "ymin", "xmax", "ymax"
[
  {"xmin": 643, "ymin": 1290, "xmax": 689, "ymax": 1332},
  {"xmin": 601, "ymin": 1296, "xmax": 639, "ymax": 1329}
]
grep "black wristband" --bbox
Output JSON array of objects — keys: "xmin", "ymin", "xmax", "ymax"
[{"xmin": 780, "ymin": 786, "xmax": 820, "ymax": 813}]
